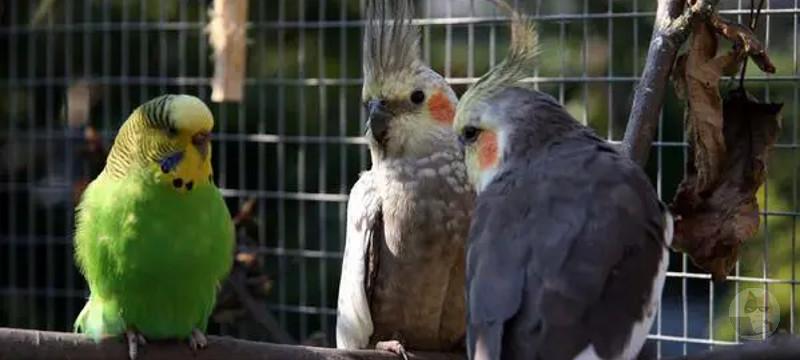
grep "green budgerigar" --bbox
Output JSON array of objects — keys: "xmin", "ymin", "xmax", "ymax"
[{"xmin": 73, "ymin": 94, "xmax": 234, "ymax": 359}]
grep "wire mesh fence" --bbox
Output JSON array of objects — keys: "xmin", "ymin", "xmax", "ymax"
[{"xmin": 0, "ymin": 0, "xmax": 798, "ymax": 357}]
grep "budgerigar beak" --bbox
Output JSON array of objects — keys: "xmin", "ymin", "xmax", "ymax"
[
  {"xmin": 192, "ymin": 131, "xmax": 211, "ymax": 159},
  {"xmin": 366, "ymin": 99, "xmax": 392, "ymax": 144}
]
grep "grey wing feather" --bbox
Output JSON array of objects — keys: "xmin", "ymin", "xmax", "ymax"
[
  {"xmin": 336, "ymin": 172, "xmax": 382, "ymax": 349},
  {"xmin": 467, "ymin": 138, "xmax": 667, "ymax": 360}
]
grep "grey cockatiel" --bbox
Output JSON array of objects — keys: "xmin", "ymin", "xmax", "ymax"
[
  {"xmin": 453, "ymin": 2, "xmax": 673, "ymax": 360},
  {"xmin": 335, "ymin": 0, "xmax": 474, "ymax": 357}
]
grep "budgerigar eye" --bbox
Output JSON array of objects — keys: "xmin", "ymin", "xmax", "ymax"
[
  {"xmin": 461, "ymin": 126, "xmax": 481, "ymax": 145},
  {"xmin": 167, "ymin": 126, "xmax": 178, "ymax": 137},
  {"xmin": 410, "ymin": 90, "xmax": 425, "ymax": 104}
]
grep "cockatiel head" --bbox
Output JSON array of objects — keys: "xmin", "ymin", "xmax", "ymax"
[
  {"xmin": 362, "ymin": 0, "xmax": 458, "ymax": 161},
  {"xmin": 102, "ymin": 94, "xmax": 215, "ymax": 192},
  {"xmin": 454, "ymin": 1, "xmax": 581, "ymax": 193}
]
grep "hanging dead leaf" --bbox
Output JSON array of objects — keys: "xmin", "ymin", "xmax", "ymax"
[
  {"xmin": 675, "ymin": 20, "xmax": 745, "ymax": 195},
  {"xmin": 709, "ymin": 14, "xmax": 776, "ymax": 74},
  {"xmin": 671, "ymin": 88, "xmax": 781, "ymax": 280}
]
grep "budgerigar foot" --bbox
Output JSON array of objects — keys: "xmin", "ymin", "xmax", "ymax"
[
  {"xmin": 125, "ymin": 330, "xmax": 147, "ymax": 360},
  {"xmin": 376, "ymin": 340, "xmax": 409, "ymax": 360},
  {"xmin": 188, "ymin": 328, "xmax": 208, "ymax": 352}
]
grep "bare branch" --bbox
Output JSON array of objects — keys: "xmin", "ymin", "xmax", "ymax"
[
  {"xmin": 0, "ymin": 328, "xmax": 465, "ymax": 360},
  {"xmin": 621, "ymin": 0, "xmax": 719, "ymax": 166}
]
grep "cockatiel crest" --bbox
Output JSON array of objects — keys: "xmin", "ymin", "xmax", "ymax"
[
  {"xmin": 361, "ymin": 0, "xmax": 458, "ymax": 161},
  {"xmin": 454, "ymin": 0, "xmax": 539, "ymax": 192}
]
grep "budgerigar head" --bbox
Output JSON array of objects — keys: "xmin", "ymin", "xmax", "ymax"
[
  {"xmin": 102, "ymin": 94, "xmax": 215, "ymax": 192},
  {"xmin": 454, "ymin": 0, "xmax": 554, "ymax": 193},
  {"xmin": 362, "ymin": 0, "xmax": 458, "ymax": 161}
]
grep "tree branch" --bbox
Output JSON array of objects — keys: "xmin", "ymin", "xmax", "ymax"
[
  {"xmin": 0, "ymin": 328, "xmax": 464, "ymax": 360},
  {"xmin": 621, "ymin": 0, "xmax": 719, "ymax": 166}
]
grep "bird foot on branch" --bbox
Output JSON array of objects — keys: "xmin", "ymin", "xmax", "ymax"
[
  {"xmin": 189, "ymin": 328, "xmax": 208, "ymax": 352},
  {"xmin": 376, "ymin": 339, "xmax": 409, "ymax": 360},
  {"xmin": 125, "ymin": 330, "xmax": 147, "ymax": 360}
]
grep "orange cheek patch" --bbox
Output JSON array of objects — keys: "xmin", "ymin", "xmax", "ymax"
[
  {"xmin": 477, "ymin": 131, "xmax": 498, "ymax": 170},
  {"xmin": 427, "ymin": 91, "xmax": 455, "ymax": 125}
]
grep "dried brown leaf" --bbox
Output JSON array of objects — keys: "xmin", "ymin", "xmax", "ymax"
[
  {"xmin": 671, "ymin": 88, "xmax": 781, "ymax": 280},
  {"xmin": 677, "ymin": 21, "xmax": 743, "ymax": 194},
  {"xmin": 672, "ymin": 54, "xmax": 689, "ymax": 100},
  {"xmin": 710, "ymin": 14, "xmax": 776, "ymax": 74}
]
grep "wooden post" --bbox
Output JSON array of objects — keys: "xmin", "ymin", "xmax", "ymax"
[{"xmin": 207, "ymin": 0, "xmax": 249, "ymax": 103}]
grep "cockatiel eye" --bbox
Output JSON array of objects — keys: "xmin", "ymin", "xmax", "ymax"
[
  {"xmin": 460, "ymin": 126, "xmax": 481, "ymax": 145},
  {"xmin": 409, "ymin": 89, "xmax": 425, "ymax": 104}
]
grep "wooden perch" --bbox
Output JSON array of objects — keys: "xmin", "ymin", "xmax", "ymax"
[
  {"xmin": 0, "ymin": 328, "xmax": 465, "ymax": 360},
  {"xmin": 622, "ymin": 0, "xmax": 719, "ymax": 167},
  {"xmin": 207, "ymin": 0, "xmax": 249, "ymax": 103}
]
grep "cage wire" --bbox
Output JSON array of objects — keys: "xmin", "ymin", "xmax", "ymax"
[{"xmin": 0, "ymin": 0, "xmax": 798, "ymax": 357}]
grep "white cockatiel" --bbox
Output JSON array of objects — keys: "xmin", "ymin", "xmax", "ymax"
[{"xmin": 336, "ymin": 0, "xmax": 474, "ymax": 358}]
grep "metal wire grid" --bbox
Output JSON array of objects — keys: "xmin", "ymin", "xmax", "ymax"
[{"xmin": 0, "ymin": 0, "xmax": 798, "ymax": 357}]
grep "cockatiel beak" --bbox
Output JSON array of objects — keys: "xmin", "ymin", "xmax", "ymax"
[
  {"xmin": 366, "ymin": 99, "xmax": 393, "ymax": 144},
  {"xmin": 192, "ymin": 131, "xmax": 211, "ymax": 159}
]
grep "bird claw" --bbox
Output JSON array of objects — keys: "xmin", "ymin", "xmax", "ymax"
[
  {"xmin": 125, "ymin": 330, "xmax": 147, "ymax": 360},
  {"xmin": 376, "ymin": 340, "xmax": 409, "ymax": 360},
  {"xmin": 188, "ymin": 328, "xmax": 208, "ymax": 351}
]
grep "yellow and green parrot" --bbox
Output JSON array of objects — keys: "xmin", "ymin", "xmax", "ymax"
[{"xmin": 73, "ymin": 94, "xmax": 234, "ymax": 359}]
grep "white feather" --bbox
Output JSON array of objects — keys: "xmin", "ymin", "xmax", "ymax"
[
  {"xmin": 662, "ymin": 208, "xmax": 674, "ymax": 247},
  {"xmin": 336, "ymin": 172, "xmax": 381, "ymax": 349}
]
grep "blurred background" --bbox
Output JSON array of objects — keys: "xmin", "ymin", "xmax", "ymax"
[{"xmin": 0, "ymin": 0, "xmax": 798, "ymax": 357}]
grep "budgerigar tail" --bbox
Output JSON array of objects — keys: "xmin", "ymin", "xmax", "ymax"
[{"xmin": 74, "ymin": 296, "xmax": 126, "ymax": 341}]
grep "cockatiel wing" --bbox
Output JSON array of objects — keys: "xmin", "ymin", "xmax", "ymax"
[
  {"xmin": 467, "ymin": 138, "xmax": 668, "ymax": 360},
  {"xmin": 336, "ymin": 171, "xmax": 382, "ymax": 349}
]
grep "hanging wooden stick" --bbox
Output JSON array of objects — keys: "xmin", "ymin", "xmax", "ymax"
[{"xmin": 207, "ymin": 0, "xmax": 249, "ymax": 103}]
